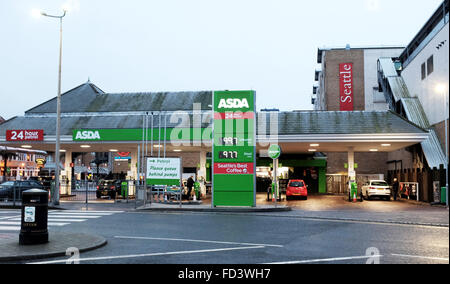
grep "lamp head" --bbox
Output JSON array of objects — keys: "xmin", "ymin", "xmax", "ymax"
[{"xmin": 435, "ymin": 84, "xmax": 447, "ymax": 94}]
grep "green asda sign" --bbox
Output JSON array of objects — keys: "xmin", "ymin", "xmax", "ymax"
[
  {"xmin": 73, "ymin": 128, "xmax": 211, "ymax": 142},
  {"xmin": 213, "ymin": 90, "xmax": 256, "ymax": 207}
]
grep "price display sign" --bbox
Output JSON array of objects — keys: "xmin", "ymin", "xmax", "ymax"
[{"xmin": 213, "ymin": 91, "xmax": 256, "ymax": 207}]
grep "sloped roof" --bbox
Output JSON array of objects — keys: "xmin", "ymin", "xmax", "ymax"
[
  {"xmin": 26, "ymin": 82, "xmax": 104, "ymax": 114},
  {"xmin": 26, "ymin": 82, "xmax": 213, "ymax": 114},
  {"xmin": 271, "ymin": 111, "xmax": 427, "ymax": 135},
  {"xmin": 0, "ymin": 111, "xmax": 426, "ymax": 137},
  {"xmin": 0, "ymin": 116, "xmax": 4, "ymax": 125}
]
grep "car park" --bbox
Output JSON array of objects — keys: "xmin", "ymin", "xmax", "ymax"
[
  {"xmin": 0, "ymin": 180, "xmax": 45, "ymax": 200},
  {"xmin": 286, "ymin": 179, "xmax": 308, "ymax": 200},
  {"xmin": 362, "ymin": 180, "xmax": 391, "ymax": 201}
]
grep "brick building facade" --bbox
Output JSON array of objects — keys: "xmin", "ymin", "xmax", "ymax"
[{"xmin": 313, "ymin": 46, "xmax": 404, "ymax": 181}]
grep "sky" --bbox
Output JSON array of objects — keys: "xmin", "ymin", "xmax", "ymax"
[{"xmin": 0, "ymin": 0, "xmax": 444, "ymax": 120}]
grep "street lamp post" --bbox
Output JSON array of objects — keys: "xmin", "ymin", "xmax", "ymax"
[{"xmin": 40, "ymin": 10, "xmax": 67, "ymax": 205}]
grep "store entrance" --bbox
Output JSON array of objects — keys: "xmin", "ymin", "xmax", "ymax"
[
  {"xmin": 256, "ymin": 157, "xmax": 327, "ymax": 196},
  {"xmin": 289, "ymin": 167, "xmax": 319, "ymax": 194}
]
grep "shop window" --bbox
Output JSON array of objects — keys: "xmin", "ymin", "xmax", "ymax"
[
  {"xmin": 427, "ymin": 55, "xmax": 434, "ymax": 75},
  {"xmin": 421, "ymin": 63, "xmax": 426, "ymax": 80}
]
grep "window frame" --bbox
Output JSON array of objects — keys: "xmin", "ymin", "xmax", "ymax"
[{"xmin": 427, "ymin": 55, "xmax": 434, "ymax": 76}]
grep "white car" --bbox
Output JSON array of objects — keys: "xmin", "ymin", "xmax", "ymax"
[{"xmin": 362, "ymin": 180, "xmax": 391, "ymax": 201}]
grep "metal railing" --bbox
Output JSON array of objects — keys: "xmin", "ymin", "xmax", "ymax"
[{"xmin": 134, "ymin": 184, "xmax": 183, "ymax": 208}]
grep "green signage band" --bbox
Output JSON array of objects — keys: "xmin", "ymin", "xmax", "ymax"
[{"xmin": 73, "ymin": 128, "xmax": 211, "ymax": 142}]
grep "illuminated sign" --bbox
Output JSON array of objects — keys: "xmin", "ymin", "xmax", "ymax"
[
  {"xmin": 6, "ymin": 130, "xmax": 44, "ymax": 142},
  {"xmin": 213, "ymin": 90, "xmax": 256, "ymax": 207},
  {"xmin": 339, "ymin": 63, "xmax": 354, "ymax": 111}
]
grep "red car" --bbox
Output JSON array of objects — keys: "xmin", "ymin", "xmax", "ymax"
[{"xmin": 286, "ymin": 180, "xmax": 308, "ymax": 200}]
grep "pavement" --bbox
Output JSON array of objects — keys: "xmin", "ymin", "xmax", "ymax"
[
  {"xmin": 0, "ymin": 232, "xmax": 106, "ymax": 262},
  {"xmin": 0, "ymin": 209, "xmax": 122, "ymax": 262}
]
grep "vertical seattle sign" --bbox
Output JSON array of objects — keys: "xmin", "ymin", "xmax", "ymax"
[
  {"xmin": 339, "ymin": 63, "xmax": 354, "ymax": 111},
  {"xmin": 213, "ymin": 91, "xmax": 256, "ymax": 207}
]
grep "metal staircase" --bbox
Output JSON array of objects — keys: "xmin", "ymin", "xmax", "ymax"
[{"xmin": 377, "ymin": 57, "xmax": 446, "ymax": 169}]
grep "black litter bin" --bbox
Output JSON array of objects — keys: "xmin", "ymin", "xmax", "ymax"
[{"xmin": 19, "ymin": 189, "xmax": 49, "ymax": 245}]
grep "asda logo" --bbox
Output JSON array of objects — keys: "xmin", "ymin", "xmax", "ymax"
[
  {"xmin": 74, "ymin": 130, "xmax": 101, "ymax": 140},
  {"xmin": 217, "ymin": 98, "xmax": 250, "ymax": 109}
]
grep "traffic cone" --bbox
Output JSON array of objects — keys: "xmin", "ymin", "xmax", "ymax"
[{"xmin": 353, "ymin": 193, "xmax": 357, "ymax": 203}]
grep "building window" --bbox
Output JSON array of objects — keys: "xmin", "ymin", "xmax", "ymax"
[
  {"xmin": 427, "ymin": 55, "xmax": 434, "ymax": 75},
  {"xmin": 421, "ymin": 63, "xmax": 426, "ymax": 80}
]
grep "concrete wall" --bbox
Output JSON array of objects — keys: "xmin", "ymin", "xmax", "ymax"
[
  {"xmin": 433, "ymin": 119, "xmax": 450, "ymax": 156},
  {"xmin": 387, "ymin": 149, "xmax": 417, "ymax": 171},
  {"xmin": 401, "ymin": 22, "xmax": 449, "ymax": 126},
  {"xmin": 164, "ymin": 152, "xmax": 200, "ymax": 169},
  {"xmin": 363, "ymin": 48, "xmax": 404, "ymax": 111},
  {"xmin": 326, "ymin": 152, "xmax": 388, "ymax": 177}
]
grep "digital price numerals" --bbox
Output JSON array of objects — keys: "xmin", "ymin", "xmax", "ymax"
[
  {"xmin": 219, "ymin": 137, "xmax": 238, "ymax": 146},
  {"xmin": 218, "ymin": 151, "xmax": 238, "ymax": 159}
]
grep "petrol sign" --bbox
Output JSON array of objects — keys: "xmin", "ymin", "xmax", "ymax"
[
  {"xmin": 146, "ymin": 157, "xmax": 181, "ymax": 186},
  {"xmin": 6, "ymin": 130, "xmax": 44, "ymax": 142}
]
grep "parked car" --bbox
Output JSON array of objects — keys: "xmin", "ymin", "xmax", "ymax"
[
  {"xmin": 362, "ymin": 180, "xmax": 391, "ymax": 201},
  {"xmin": 0, "ymin": 180, "xmax": 45, "ymax": 200},
  {"xmin": 286, "ymin": 179, "xmax": 308, "ymax": 200},
  {"xmin": 96, "ymin": 180, "xmax": 121, "ymax": 199}
]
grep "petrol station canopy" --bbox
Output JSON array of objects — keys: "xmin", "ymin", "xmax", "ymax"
[{"xmin": 0, "ymin": 82, "xmax": 429, "ymax": 153}]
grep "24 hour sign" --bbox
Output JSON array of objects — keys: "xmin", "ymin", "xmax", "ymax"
[{"xmin": 6, "ymin": 130, "xmax": 44, "ymax": 141}]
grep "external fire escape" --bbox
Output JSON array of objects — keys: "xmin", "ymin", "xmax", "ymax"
[{"xmin": 377, "ymin": 57, "xmax": 447, "ymax": 169}]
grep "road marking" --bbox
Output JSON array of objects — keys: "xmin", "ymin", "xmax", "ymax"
[
  {"xmin": 0, "ymin": 210, "xmax": 121, "ymax": 232},
  {"xmin": 0, "ymin": 226, "xmax": 21, "ymax": 231},
  {"xmin": 61, "ymin": 210, "xmax": 124, "ymax": 213},
  {"xmin": 0, "ymin": 221, "xmax": 69, "ymax": 227},
  {"xmin": 0, "ymin": 216, "xmax": 21, "ymax": 220},
  {"xmin": 264, "ymin": 255, "xmax": 384, "ymax": 264},
  {"xmin": 45, "ymin": 215, "xmax": 101, "ymax": 219},
  {"xmin": 29, "ymin": 246, "xmax": 266, "ymax": 264},
  {"xmin": 49, "ymin": 212, "xmax": 114, "ymax": 216},
  {"xmin": 47, "ymin": 218, "xmax": 87, "ymax": 222},
  {"xmin": 8, "ymin": 218, "xmax": 88, "ymax": 222},
  {"xmin": 114, "ymin": 236, "xmax": 284, "ymax": 248},
  {"xmin": 391, "ymin": 254, "xmax": 449, "ymax": 262}
]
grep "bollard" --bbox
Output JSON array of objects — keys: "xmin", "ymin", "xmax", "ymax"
[{"xmin": 19, "ymin": 189, "xmax": 49, "ymax": 245}]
